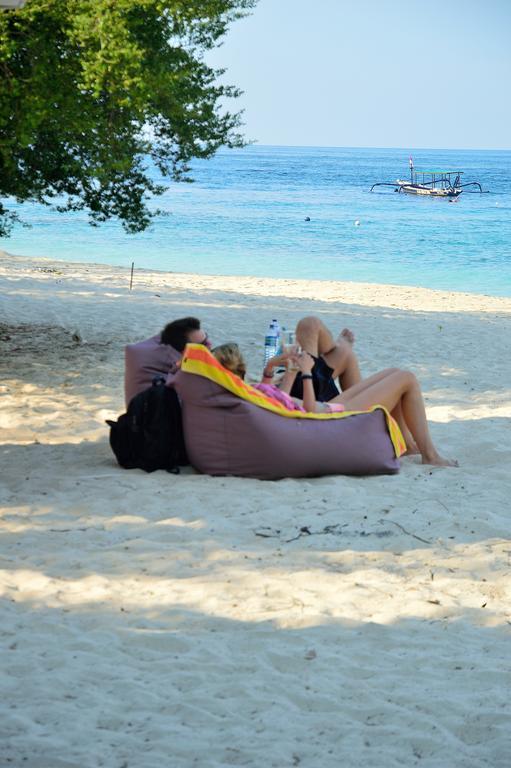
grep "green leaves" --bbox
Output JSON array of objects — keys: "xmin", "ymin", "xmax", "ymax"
[{"xmin": 0, "ymin": 0, "xmax": 255, "ymax": 235}]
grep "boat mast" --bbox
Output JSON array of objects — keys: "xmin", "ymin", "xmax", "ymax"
[{"xmin": 409, "ymin": 156, "xmax": 414, "ymax": 184}]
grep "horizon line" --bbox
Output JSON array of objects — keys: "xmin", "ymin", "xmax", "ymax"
[{"xmin": 228, "ymin": 142, "xmax": 511, "ymax": 153}]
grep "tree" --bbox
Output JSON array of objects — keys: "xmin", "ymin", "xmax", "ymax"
[{"xmin": 0, "ymin": 0, "xmax": 255, "ymax": 236}]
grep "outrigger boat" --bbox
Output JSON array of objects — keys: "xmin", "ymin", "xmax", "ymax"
[{"xmin": 371, "ymin": 157, "xmax": 488, "ymax": 198}]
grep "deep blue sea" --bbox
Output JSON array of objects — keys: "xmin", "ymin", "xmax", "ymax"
[{"xmin": 3, "ymin": 145, "xmax": 511, "ymax": 296}]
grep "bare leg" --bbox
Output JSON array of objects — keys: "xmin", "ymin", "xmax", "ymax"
[
  {"xmin": 392, "ymin": 400, "xmax": 420, "ymax": 455},
  {"xmin": 296, "ymin": 316, "xmax": 361, "ymax": 390},
  {"xmin": 335, "ymin": 370, "xmax": 457, "ymax": 467},
  {"xmin": 325, "ymin": 367, "xmax": 418, "ymax": 452},
  {"xmin": 322, "ymin": 366, "xmax": 416, "ymax": 451},
  {"xmin": 329, "ymin": 367, "xmax": 400, "ymax": 399}
]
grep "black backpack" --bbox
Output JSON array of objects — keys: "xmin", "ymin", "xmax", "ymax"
[{"xmin": 106, "ymin": 377, "xmax": 189, "ymax": 473}]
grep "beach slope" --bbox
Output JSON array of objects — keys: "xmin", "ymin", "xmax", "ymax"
[{"xmin": 1, "ymin": 251, "xmax": 510, "ymax": 767}]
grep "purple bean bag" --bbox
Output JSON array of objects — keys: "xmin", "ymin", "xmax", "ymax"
[
  {"xmin": 172, "ymin": 370, "xmax": 400, "ymax": 479},
  {"xmin": 124, "ymin": 335, "xmax": 181, "ymax": 406}
]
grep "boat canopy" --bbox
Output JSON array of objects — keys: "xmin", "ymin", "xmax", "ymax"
[{"xmin": 412, "ymin": 170, "xmax": 464, "ymax": 176}]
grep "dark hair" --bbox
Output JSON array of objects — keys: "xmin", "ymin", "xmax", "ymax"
[{"xmin": 160, "ymin": 317, "xmax": 201, "ymax": 352}]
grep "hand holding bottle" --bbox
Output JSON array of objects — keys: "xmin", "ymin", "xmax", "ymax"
[{"xmin": 283, "ymin": 330, "xmax": 301, "ymax": 371}]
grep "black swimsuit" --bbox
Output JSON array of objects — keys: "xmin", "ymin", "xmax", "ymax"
[{"xmin": 290, "ymin": 356, "xmax": 339, "ymax": 402}]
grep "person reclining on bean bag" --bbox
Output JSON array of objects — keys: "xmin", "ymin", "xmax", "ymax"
[
  {"xmin": 211, "ymin": 342, "xmax": 457, "ymax": 468},
  {"xmin": 124, "ymin": 317, "xmax": 211, "ymax": 405},
  {"xmin": 177, "ymin": 343, "xmax": 403, "ymax": 479}
]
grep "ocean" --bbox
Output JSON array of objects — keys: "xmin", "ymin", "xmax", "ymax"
[{"xmin": 3, "ymin": 145, "xmax": 510, "ymax": 297}]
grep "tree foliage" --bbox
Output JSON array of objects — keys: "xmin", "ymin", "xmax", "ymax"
[{"xmin": 0, "ymin": 0, "xmax": 254, "ymax": 236}]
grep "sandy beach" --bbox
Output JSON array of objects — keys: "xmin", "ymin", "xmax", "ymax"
[{"xmin": 1, "ymin": 249, "xmax": 510, "ymax": 768}]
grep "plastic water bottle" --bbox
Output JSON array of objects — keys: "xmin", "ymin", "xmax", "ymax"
[
  {"xmin": 279, "ymin": 325, "xmax": 286, "ymax": 355},
  {"xmin": 264, "ymin": 320, "xmax": 279, "ymax": 366},
  {"xmin": 271, "ymin": 319, "xmax": 283, "ymax": 355}
]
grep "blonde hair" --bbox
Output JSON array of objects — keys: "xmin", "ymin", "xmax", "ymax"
[{"xmin": 212, "ymin": 343, "xmax": 247, "ymax": 380}]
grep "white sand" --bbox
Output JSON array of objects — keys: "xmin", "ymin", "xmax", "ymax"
[{"xmin": 1, "ymin": 250, "xmax": 510, "ymax": 768}]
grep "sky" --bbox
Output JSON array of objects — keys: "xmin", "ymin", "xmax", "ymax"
[{"xmin": 208, "ymin": 0, "xmax": 511, "ymax": 150}]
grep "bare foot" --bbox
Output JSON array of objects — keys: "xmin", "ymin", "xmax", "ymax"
[
  {"xmin": 403, "ymin": 446, "xmax": 421, "ymax": 457},
  {"xmin": 338, "ymin": 328, "xmax": 355, "ymax": 346},
  {"xmin": 422, "ymin": 454, "xmax": 459, "ymax": 467}
]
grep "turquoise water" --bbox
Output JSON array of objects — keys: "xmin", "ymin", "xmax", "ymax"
[{"xmin": 2, "ymin": 145, "xmax": 510, "ymax": 296}]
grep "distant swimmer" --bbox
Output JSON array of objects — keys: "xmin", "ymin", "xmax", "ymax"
[
  {"xmin": 354, "ymin": 219, "xmax": 360, "ymax": 226},
  {"xmin": 305, "ymin": 216, "xmax": 311, "ymax": 222}
]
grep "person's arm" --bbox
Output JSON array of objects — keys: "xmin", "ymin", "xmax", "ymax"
[
  {"xmin": 279, "ymin": 367, "xmax": 298, "ymax": 394},
  {"xmin": 300, "ymin": 375, "xmax": 317, "ymax": 412},
  {"xmin": 263, "ymin": 352, "xmax": 300, "ymax": 393},
  {"xmin": 261, "ymin": 352, "xmax": 291, "ymax": 382},
  {"xmin": 296, "ymin": 352, "xmax": 317, "ymax": 412}
]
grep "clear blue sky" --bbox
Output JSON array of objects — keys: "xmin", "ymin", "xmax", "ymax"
[{"xmin": 208, "ymin": 0, "xmax": 511, "ymax": 150}]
